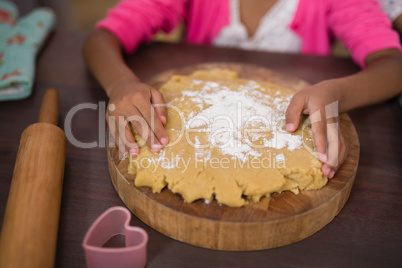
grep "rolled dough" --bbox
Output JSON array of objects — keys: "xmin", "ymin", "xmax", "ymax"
[{"xmin": 128, "ymin": 69, "xmax": 327, "ymax": 207}]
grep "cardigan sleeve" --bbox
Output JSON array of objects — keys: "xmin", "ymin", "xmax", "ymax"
[
  {"xmin": 329, "ymin": 0, "xmax": 401, "ymax": 67},
  {"xmin": 96, "ymin": 0, "xmax": 187, "ymax": 54}
]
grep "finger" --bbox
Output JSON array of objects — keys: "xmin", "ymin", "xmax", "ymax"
[
  {"xmin": 285, "ymin": 94, "xmax": 305, "ymax": 132},
  {"xmin": 326, "ymin": 121, "xmax": 340, "ymax": 168},
  {"xmin": 118, "ymin": 135, "xmax": 128, "ymax": 159},
  {"xmin": 310, "ymin": 108, "xmax": 328, "ymax": 165},
  {"xmin": 120, "ymin": 120, "xmax": 139, "ymax": 157},
  {"xmin": 321, "ymin": 162, "xmax": 333, "ymax": 178},
  {"xmin": 320, "ymin": 121, "xmax": 338, "ymax": 177},
  {"xmin": 151, "ymin": 89, "xmax": 167, "ymax": 125},
  {"xmin": 115, "ymin": 120, "xmax": 127, "ymax": 159},
  {"xmin": 135, "ymin": 103, "xmax": 169, "ymax": 148},
  {"xmin": 125, "ymin": 107, "xmax": 152, "ymax": 147},
  {"xmin": 106, "ymin": 110, "xmax": 127, "ymax": 158},
  {"xmin": 325, "ymin": 124, "xmax": 348, "ymax": 179},
  {"xmin": 126, "ymin": 106, "xmax": 164, "ymax": 153}
]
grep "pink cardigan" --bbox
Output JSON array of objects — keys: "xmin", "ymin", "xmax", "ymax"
[{"xmin": 97, "ymin": 0, "xmax": 401, "ymax": 68}]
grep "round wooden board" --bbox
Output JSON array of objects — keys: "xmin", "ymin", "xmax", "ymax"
[{"xmin": 107, "ymin": 63, "xmax": 360, "ymax": 251}]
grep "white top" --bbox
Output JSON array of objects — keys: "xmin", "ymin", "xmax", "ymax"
[
  {"xmin": 378, "ymin": 0, "xmax": 402, "ymax": 21},
  {"xmin": 213, "ymin": 0, "xmax": 302, "ymax": 53}
]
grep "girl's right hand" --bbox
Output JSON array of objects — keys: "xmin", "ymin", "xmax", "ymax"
[{"xmin": 105, "ymin": 75, "xmax": 169, "ymax": 158}]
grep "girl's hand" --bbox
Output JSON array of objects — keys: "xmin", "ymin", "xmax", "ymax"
[
  {"xmin": 285, "ymin": 81, "xmax": 348, "ymax": 178},
  {"xmin": 106, "ymin": 75, "xmax": 169, "ymax": 158}
]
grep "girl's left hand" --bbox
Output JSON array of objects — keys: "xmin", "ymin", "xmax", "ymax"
[{"xmin": 285, "ymin": 80, "xmax": 348, "ymax": 178}]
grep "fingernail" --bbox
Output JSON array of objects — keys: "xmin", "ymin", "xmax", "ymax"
[
  {"xmin": 160, "ymin": 137, "xmax": 169, "ymax": 146},
  {"xmin": 151, "ymin": 144, "xmax": 162, "ymax": 153},
  {"xmin": 323, "ymin": 166, "xmax": 331, "ymax": 176},
  {"xmin": 329, "ymin": 170, "xmax": 335, "ymax": 179},
  {"xmin": 129, "ymin": 148, "xmax": 138, "ymax": 157},
  {"xmin": 317, "ymin": 152, "xmax": 328, "ymax": 163},
  {"xmin": 286, "ymin": 123, "xmax": 294, "ymax": 132},
  {"xmin": 161, "ymin": 116, "xmax": 167, "ymax": 125}
]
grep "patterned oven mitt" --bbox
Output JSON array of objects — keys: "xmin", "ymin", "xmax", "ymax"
[{"xmin": 0, "ymin": 0, "xmax": 55, "ymax": 101}]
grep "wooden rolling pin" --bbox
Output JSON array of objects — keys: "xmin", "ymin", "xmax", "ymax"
[{"xmin": 0, "ymin": 89, "xmax": 66, "ymax": 268}]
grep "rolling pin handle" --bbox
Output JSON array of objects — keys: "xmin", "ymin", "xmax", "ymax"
[{"xmin": 38, "ymin": 88, "xmax": 59, "ymax": 125}]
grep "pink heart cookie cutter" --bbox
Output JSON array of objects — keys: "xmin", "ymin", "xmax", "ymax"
[{"xmin": 82, "ymin": 206, "xmax": 148, "ymax": 268}]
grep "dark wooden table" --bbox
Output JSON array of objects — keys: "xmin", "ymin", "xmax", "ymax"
[{"xmin": 1, "ymin": 31, "xmax": 401, "ymax": 267}]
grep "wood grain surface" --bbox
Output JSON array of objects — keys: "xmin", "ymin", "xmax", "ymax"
[{"xmin": 107, "ymin": 63, "xmax": 360, "ymax": 250}]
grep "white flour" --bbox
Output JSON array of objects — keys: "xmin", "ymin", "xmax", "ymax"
[{"xmin": 174, "ymin": 79, "xmax": 302, "ymax": 160}]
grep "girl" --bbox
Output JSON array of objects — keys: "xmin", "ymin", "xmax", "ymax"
[{"xmin": 84, "ymin": 0, "xmax": 402, "ymax": 179}]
